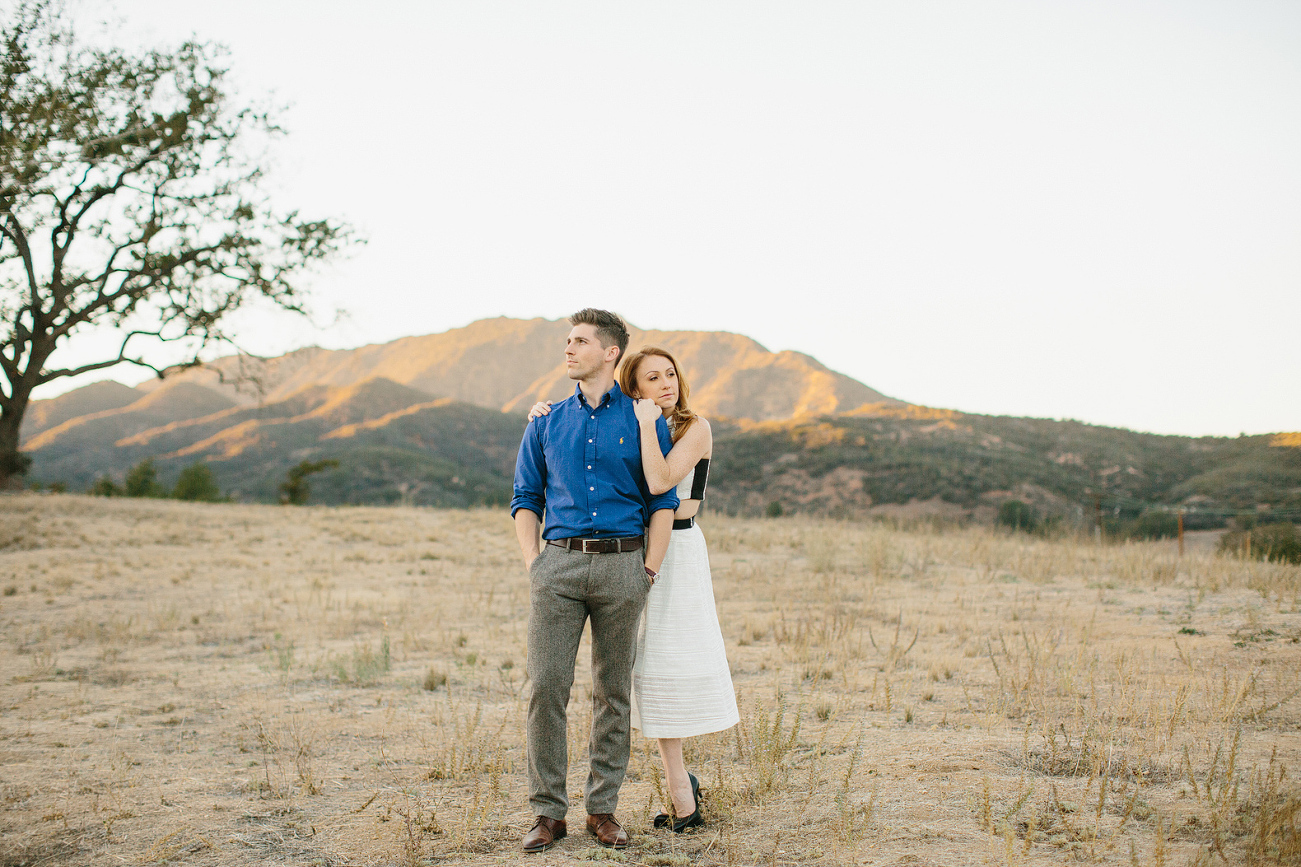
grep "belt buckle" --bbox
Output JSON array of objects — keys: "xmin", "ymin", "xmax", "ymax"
[{"xmin": 581, "ymin": 539, "xmax": 599, "ymax": 554}]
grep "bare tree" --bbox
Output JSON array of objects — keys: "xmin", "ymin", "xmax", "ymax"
[{"xmin": 0, "ymin": 2, "xmax": 358, "ymax": 482}]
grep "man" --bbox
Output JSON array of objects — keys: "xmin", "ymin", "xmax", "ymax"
[{"xmin": 511, "ymin": 308, "xmax": 678, "ymax": 853}]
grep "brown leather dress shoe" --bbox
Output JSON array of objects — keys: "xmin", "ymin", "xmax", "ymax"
[
  {"xmin": 521, "ymin": 816, "xmax": 566, "ymax": 852},
  {"xmin": 586, "ymin": 813, "xmax": 629, "ymax": 848}
]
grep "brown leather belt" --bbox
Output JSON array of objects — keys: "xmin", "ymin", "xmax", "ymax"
[{"xmin": 547, "ymin": 536, "xmax": 644, "ymax": 554}]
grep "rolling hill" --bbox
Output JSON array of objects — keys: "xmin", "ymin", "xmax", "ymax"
[
  {"xmin": 128, "ymin": 317, "xmax": 898, "ymax": 421},
  {"xmin": 708, "ymin": 410, "xmax": 1301, "ymax": 526},
  {"xmin": 19, "ymin": 316, "xmax": 1301, "ymax": 522}
]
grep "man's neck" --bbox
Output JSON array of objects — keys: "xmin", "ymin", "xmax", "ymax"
[{"xmin": 578, "ymin": 370, "xmax": 617, "ymax": 407}]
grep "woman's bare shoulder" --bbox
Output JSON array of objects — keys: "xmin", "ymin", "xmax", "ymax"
[
  {"xmin": 683, "ymin": 415, "xmax": 711, "ymax": 437},
  {"xmin": 681, "ymin": 415, "xmax": 712, "ymax": 455}
]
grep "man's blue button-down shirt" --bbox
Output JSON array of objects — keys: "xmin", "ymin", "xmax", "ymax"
[{"xmin": 511, "ymin": 382, "xmax": 679, "ymax": 539}]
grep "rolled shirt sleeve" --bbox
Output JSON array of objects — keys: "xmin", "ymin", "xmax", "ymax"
[{"xmin": 511, "ymin": 417, "xmax": 547, "ymax": 519}]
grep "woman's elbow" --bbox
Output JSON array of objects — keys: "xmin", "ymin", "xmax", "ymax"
[{"xmin": 648, "ymin": 481, "xmax": 672, "ymax": 496}]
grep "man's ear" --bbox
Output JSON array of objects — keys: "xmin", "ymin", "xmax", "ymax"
[{"xmin": 604, "ymin": 345, "xmax": 621, "ymax": 364}]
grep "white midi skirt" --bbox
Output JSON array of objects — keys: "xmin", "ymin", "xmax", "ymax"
[{"xmin": 631, "ymin": 523, "xmax": 740, "ymax": 739}]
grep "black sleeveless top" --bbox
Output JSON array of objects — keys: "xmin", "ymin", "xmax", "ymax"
[{"xmin": 675, "ymin": 458, "xmax": 710, "ymax": 501}]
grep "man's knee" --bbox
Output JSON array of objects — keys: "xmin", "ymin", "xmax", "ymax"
[{"xmin": 529, "ymin": 657, "xmax": 577, "ymax": 699}]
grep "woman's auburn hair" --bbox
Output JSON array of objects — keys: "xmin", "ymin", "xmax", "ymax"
[{"xmin": 619, "ymin": 345, "xmax": 698, "ymax": 443}]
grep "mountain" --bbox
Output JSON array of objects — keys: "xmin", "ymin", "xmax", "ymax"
[
  {"xmin": 709, "ymin": 411, "xmax": 1301, "ymax": 525},
  {"xmin": 19, "ymin": 316, "xmax": 1300, "ymax": 521},
  {"xmin": 20, "ymin": 380, "xmax": 143, "ymax": 440},
  {"xmin": 27, "ymin": 376, "xmax": 524, "ymax": 505},
  {"xmin": 21, "ymin": 316, "xmax": 902, "ymax": 505},
  {"xmin": 24, "ymin": 381, "xmax": 238, "ymax": 485},
  {"xmin": 129, "ymin": 317, "xmax": 899, "ymax": 421}
]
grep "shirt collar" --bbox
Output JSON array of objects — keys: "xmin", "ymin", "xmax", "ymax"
[{"xmin": 574, "ymin": 381, "xmax": 624, "ymax": 409}]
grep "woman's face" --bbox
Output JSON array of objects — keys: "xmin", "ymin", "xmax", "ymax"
[{"xmin": 635, "ymin": 355, "xmax": 679, "ymax": 412}]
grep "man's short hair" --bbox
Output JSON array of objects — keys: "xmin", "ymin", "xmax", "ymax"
[{"xmin": 569, "ymin": 308, "xmax": 630, "ymax": 361}]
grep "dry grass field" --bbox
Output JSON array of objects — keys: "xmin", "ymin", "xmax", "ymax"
[{"xmin": 1, "ymin": 493, "xmax": 1298, "ymax": 866}]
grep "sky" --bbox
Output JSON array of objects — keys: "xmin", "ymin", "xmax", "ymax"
[{"xmin": 30, "ymin": 0, "xmax": 1301, "ymax": 436}]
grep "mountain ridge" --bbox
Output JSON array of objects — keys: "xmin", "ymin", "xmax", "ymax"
[
  {"xmin": 123, "ymin": 317, "xmax": 900, "ymax": 421},
  {"xmin": 20, "ymin": 317, "xmax": 1299, "ymax": 520},
  {"xmin": 22, "ymin": 316, "xmax": 902, "ymax": 502}
]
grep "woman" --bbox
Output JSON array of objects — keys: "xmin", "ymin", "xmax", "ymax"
[{"xmin": 530, "ymin": 346, "xmax": 738, "ymax": 832}]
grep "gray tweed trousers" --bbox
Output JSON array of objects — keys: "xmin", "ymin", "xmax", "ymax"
[{"xmin": 526, "ymin": 543, "xmax": 650, "ymax": 820}]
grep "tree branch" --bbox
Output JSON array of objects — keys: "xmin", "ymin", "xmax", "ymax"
[
  {"xmin": 48, "ymin": 240, "xmax": 236, "ymax": 341},
  {"xmin": 37, "ymin": 329, "xmax": 173, "ymax": 383},
  {"xmin": 0, "ymin": 214, "xmax": 40, "ymax": 310},
  {"xmin": 63, "ymin": 142, "xmax": 171, "ymax": 235}
]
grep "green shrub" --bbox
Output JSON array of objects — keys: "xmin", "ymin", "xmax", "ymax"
[
  {"xmin": 765, "ymin": 501, "xmax": 784, "ymax": 518},
  {"xmin": 332, "ymin": 636, "xmax": 392, "ymax": 686},
  {"xmin": 997, "ymin": 500, "xmax": 1038, "ymax": 533},
  {"xmin": 124, "ymin": 459, "xmax": 164, "ymax": 497},
  {"xmin": 172, "ymin": 462, "xmax": 222, "ymax": 502},
  {"xmin": 1218, "ymin": 523, "xmax": 1301, "ymax": 564},
  {"xmin": 90, "ymin": 476, "xmax": 121, "ymax": 497},
  {"xmin": 1123, "ymin": 510, "xmax": 1180, "ymax": 540},
  {"xmin": 279, "ymin": 459, "xmax": 339, "ymax": 505},
  {"xmin": 1181, "ymin": 511, "xmax": 1227, "ymax": 531}
]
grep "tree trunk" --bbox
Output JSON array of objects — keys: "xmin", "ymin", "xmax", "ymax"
[{"xmin": 0, "ymin": 385, "xmax": 34, "ymax": 487}]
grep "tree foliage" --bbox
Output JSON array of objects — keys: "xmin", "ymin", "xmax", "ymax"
[
  {"xmin": 997, "ymin": 500, "xmax": 1038, "ymax": 533},
  {"xmin": 1218, "ymin": 523, "xmax": 1301, "ymax": 565},
  {"xmin": 0, "ymin": 1, "xmax": 356, "ymax": 482},
  {"xmin": 1119, "ymin": 509, "xmax": 1180, "ymax": 541},
  {"xmin": 123, "ymin": 456, "xmax": 162, "ymax": 497},
  {"xmin": 280, "ymin": 458, "xmax": 338, "ymax": 505},
  {"xmin": 172, "ymin": 460, "xmax": 220, "ymax": 501}
]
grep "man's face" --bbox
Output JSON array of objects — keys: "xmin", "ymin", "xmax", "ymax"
[{"xmin": 565, "ymin": 324, "xmax": 615, "ymax": 381}]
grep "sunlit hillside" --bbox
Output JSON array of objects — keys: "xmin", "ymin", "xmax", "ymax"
[{"xmin": 19, "ymin": 318, "xmax": 1300, "ymax": 521}]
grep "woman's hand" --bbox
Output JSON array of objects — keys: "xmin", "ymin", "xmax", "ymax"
[
  {"xmin": 527, "ymin": 400, "xmax": 553, "ymax": 422},
  {"xmin": 633, "ymin": 398, "xmax": 662, "ymax": 423}
]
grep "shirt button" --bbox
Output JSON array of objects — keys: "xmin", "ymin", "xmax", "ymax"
[
  {"xmin": 587, "ymin": 465, "xmax": 591, "ymax": 469},
  {"xmin": 592, "ymin": 511, "xmax": 597, "ymax": 516},
  {"xmin": 590, "ymin": 487, "xmax": 594, "ymax": 491},
  {"xmin": 590, "ymin": 415, "xmax": 595, "ymax": 420},
  {"xmin": 588, "ymin": 439, "xmax": 593, "ymax": 443}
]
